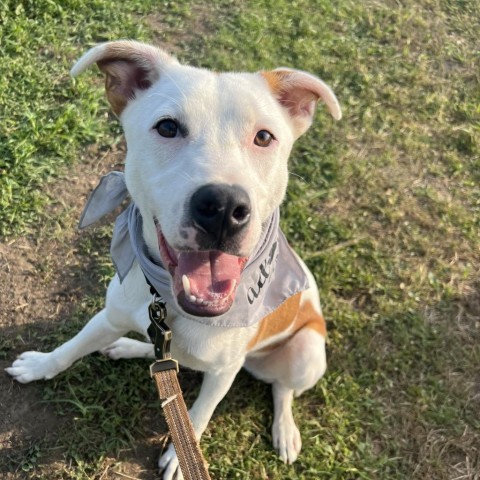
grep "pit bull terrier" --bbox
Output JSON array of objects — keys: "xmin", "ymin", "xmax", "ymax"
[{"xmin": 7, "ymin": 41, "xmax": 341, "ymax": 479}]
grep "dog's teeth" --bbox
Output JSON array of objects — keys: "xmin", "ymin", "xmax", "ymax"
[
  {"xmin": 182, "ymin": 275, "xmax": 192, "ymax": 298},
  {"xmin": 182, "ymin": 276, "xmax": 199, "ymax": 305},
  {"xmin": 181, "ymin": 276, "xmax": 235, "ymax": 307}
]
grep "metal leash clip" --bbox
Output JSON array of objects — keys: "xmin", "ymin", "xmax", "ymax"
[{"xmin": 147, "ymin": 293, "xmax": 179, "ymax": 375}]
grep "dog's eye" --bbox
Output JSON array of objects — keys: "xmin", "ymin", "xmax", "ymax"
[
  {"xmin": 254, "ymin": 130, "xmax": 274, "ymax": 147},
  {"xmin": 155, "ymin": 119, "xmax": 179, "ymax": 138}
]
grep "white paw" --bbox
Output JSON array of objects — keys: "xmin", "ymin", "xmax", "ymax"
[
  {"xmin": 100, "ymin": 337, "xmax": 153, "ymax": 360},
  {"xmin": 5, "ymin": 351, "xmax": 60, "ymax": 383},
  {"xmin": 272, "ymin": 413, "xmax": 302, "ymax": 464},
  {"xmin": 158, "ymin": 443, "xmax": 183, "ymax": 480}
]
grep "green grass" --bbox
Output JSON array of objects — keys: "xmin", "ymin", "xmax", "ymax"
[{"xmin": 2, "ymin": 0, "xmax": 480, "ymax": 479}]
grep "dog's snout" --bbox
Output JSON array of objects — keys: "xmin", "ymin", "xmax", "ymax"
[{"xmin": 190, "ymin": 184, "xmax": 251, "ymax": 244}]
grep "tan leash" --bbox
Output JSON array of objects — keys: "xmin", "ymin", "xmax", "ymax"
[{"xmin": 148, "ymin": 292, "xmax": 211, "ymax": 480}]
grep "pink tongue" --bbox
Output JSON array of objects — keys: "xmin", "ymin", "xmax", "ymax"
[{"xmin": 177, "ymin": 251, "xmax": 245, "ymax": 297}]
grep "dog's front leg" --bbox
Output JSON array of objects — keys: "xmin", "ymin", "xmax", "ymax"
[
  {"xmin": 6, "ymin": 308, "xmax": 128, "ymax": 383},
  {"xmin": 158, "ymin": 365, "xmax": 242, "ymax": 480}
]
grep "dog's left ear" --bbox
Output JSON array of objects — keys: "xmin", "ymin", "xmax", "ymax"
[
  {"xmin": 71, "ymin": 40, "xmax": 178, "ymax": 116},
  {"xmin": 261, "ymin": 69, "xmax": 341, "ymax": 138}
]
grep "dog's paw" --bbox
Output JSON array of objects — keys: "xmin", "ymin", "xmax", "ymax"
[
  {"xmin": 158, "ymin": 443, "xmax": 183, "ymax": 480},
  {"xmin": 100, "ymin": 337, "xmax": 154, "ymax": 360},
  {"xmin": 5, "ymin": 351, "xmax": 60, "ymax": 383},
  {"xmin": 272, "ymin": 412, "xmax": 302, "ymax": 464}
]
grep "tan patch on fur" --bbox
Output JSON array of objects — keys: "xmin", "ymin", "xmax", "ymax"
[
  {"xmin": 247, "ymin": 292, "xmax": 326, "ymax": 351},
  {"xmin": 261, "ymin": 70, "xmax": 289, "ymax": 94},
  {"xmin": 101, "ymin": 64, "xmax": 129, "ymax": 116},
  {"xmin": 97, "ymin": 43, "xmax": 162, "ymax": 116}
]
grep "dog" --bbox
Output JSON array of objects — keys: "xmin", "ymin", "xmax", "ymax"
[{"xmin": 6, "ymin": 41, "xmax": 341, "ymax": 479}]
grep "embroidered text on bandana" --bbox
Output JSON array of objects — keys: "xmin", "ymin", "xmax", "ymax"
[{"xmin": 80, "ymin": 172, "xmax": 310, "ymax": 328}]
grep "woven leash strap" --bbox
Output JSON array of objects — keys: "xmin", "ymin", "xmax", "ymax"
[
  {"xmin": 152, "ymin": 367, "xmax": 211, "ymax": 480},
  {"xmin": 147, "ymin": 289, "xmax": 211, "ymax": 480}
]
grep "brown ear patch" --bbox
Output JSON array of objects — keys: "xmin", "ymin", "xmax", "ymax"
[
  {"xmin": 98, "ymin": 59, "xmax": 155, "ymax": 116},
  {"xmin": 261, "ymin": 70, "xmax": 320, "ymax": 137},
  {"xmin": 261, "ymin": 70, "xmax": 289, "ymax": 95},
  {"xmin": 97, "ymin": 43, "xmax": 162, "ymax": 116},
  {"xmin": 247, "ymin": 292, "xmax": 326, "ymax": 351},
  {"xmin": 261, "ymin": 68, "xmax": 342, "ymax": 135}
]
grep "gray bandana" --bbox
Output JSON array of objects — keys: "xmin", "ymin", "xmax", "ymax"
[{"xmin": 80, "ymin": 172, "xmax": 310, "ymax": 328}]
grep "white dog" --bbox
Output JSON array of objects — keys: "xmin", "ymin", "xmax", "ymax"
[{"xmin": 7, "ymin": 41, "xmax": 341, "ymax": 479}]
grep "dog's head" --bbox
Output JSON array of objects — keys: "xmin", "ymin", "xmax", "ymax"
[{"xmin": 72, "ymin": 41, "xmax": 341, "ymax": 318}]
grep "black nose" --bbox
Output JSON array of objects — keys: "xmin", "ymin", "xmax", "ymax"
[{"xmin": 190, "ymin": 184, "xmax": 251, "ymax": 245}]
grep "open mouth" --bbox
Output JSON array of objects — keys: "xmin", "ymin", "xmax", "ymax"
[{"xmin": 157, "ymin": 227, "xmax": 248, "ymax": 317}]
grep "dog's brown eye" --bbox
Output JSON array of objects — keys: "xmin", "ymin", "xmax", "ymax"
[
  {"xmin": 254, "ymin": 130, "xmax": 274, "ymax": 147},
  {"xmin": 155, "ymin": 119, "xmax": 178, "ymax": 138}
]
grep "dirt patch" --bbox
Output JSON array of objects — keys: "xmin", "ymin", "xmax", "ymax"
[{"xmin": 0, "ymin": 143, "xmax": 125, "ymax": 478}]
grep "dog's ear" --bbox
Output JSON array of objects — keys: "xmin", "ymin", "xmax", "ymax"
[
  {"xmin": 71, "ymin": 40, "xmax": 178, "ymax": 116},
  {"xmin": 261, "ymin": 69, "xmax": 341, "ymax": 138}
]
